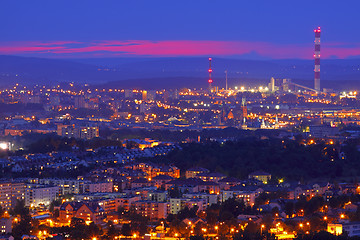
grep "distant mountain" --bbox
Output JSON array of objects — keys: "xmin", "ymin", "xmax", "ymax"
[
  {"xmin": 62, "ymin": 57, "xmax": 360, "ymax": 84},
  {"xmin": 0, "ymin": 55, "xmax": 102, "ymax": 86},
  {"xmin": 0, "ymin": 55, "xmax": 359, "ymax": 90}
]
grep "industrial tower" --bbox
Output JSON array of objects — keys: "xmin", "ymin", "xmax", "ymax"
[
  {"xmin": 208, "ymin": 57, "xmax": 212, "ymax": 92},
  {"xmin": 314, "ymin": 27, "xmax": 321, "ymax": 92}
]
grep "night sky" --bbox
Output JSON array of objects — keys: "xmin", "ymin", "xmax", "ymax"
[{"xmin": 1, "ymin": 0, "xmax": 360, "ymax": 59}]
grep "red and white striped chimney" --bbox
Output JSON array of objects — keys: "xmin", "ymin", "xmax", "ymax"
[
  {"xmin": 314, "ymin": 27, "xmax": 321, "ymax": 92},
  {"xmin": 208, "ymin": 57, "xmax": 213, "ymax": 92}
]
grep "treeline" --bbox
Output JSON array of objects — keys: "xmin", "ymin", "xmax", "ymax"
[
  {"xmin": 149, "ymin": 137, "xmax": 360, "ymax": 181},
  {"xmin": 0, "ymin": 103, "xmax": 43, "ymax": 115},
  {"xmin": 103, "ymin": 127, "xmax": 286, "ymax": 142},
  {"xmin": 5, "ymin": 133, "xmax": 123, "ymax": 155},
  {"xmin": 58, "ymin": 105, "xmax": 114, "ymax": 118}
]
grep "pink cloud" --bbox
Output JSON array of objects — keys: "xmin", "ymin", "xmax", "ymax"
[
  {"xmin": 34, "ymin": 41, "xmax": 82, "ymax": 46},
  {"xmin": 0, "ymin": 40, "xmax": 359, "ymax": 59}
]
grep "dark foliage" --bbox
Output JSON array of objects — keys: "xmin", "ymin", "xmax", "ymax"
[
  {"xmin": 11, "ymin": 200, "xmax": 33, "ymax": 240},
  {"xmin": 149, "ymin": 138, "xmax": 360, "ymax": 180}
]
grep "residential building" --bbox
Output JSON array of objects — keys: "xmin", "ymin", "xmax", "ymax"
[
  {"xmin": 133, "ymin": 200, "xmax": 167, "ymax": 220},
  {"xmin": 185, "ymin": 167, "xmax": 210, "ymax": 179},
  {"xmin": 0, "ymin": 181, "xmax": 25, "ymax": 210},
  {"xmin": 0, "ymin": 218, "xmax": 12, "ymax": 234},
  {"xmin": 35, "ymin": 178, "xmax": 85, "ymax": 195},
  {"xmin": 59, "ymin": 201, "xmax": 105, "ymax": 224},
  {"xmin": 248, "ymin": 171, "xmax": 271, "ymax": 184},
  {"xmin": 0, "ymin": 182, "xmax": 12, "ymax": 210},
  {"xmin": 328, "ymin": 222, "xmax": 360, "ymax": 237},
  {"xmin": 25, "ymin": 184, "xmax": 59, "ymax": 207},
  {"xmin": 86, "ymin": 182, "xmax": 113, "ymax": 193},
  {"xmin": 115, "ymin": 195, "xmax": 141, "ymax": 211}
]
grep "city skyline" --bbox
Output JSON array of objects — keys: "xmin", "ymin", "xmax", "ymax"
[{"xmin": 0, "ymin": 1, "xmax": 360, "ymax": 238}]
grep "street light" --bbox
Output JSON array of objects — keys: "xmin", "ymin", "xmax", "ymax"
[
  {"xmin": 161, "ymin": 221, "xmax": 165, "ymax": 232},
  {"xmin": 261, "ymin": 225, "xmax": 265, "ymax": 235}
]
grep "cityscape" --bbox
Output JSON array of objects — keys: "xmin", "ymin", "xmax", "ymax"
[{"xmin": 0, "ymin": 1, "xmax": 360, "ymax": 240}]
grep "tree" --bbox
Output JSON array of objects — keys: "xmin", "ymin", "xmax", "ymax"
[
  {"xmin": 206, "ymin": 204, "xmax": 220, "ymax": 225},
  {"xmin": 123, "ymin": 207, "xmax": 149, "ymax": 236},
  {"xmin": 126, "ymin": 140, "xmax": 139, "ymax": 149},
  {"xmin": 294, "ymin": 230, "xmax": 339, "ymax": 240},
  {"xmin": 69, "ymin": 221, "xmax": 88, "ymax": 240},
  {"xmin": 177, "ymin": 206, "xmax": 198, "ymax": 221},
  {"xmin": 49, "ymin": 199, "xmax": 61, "ymax": 216},
  {"xmin": 88, "ymin": 222, "xmax": 102, "ymax": 239},
  {"xmin": 117, "ymin": 206, "xmax": 126, "ymax": 218},
  {"xmin": 121, "ymin": 223, "xmax": 132, "ymax": 236},
  {"xmin": 190, "ymin": 235, "xmax": 204, "ymax": 240},
  {"xmin": 220, "ymin": 197, "xmax": 245, "ymax": 220},
  {"xmin": 11, "ymin": 200, "xmax": 32, "ymax": 240},
  {"xmin": 284, "ymin": 201, "xmax": 295, "ymax": 217},
  {"xmin": 0, "ymin": 205, "xmax": 4, "ymax": 218},
  {"xmin": 105, "ymin": 221, "xmax": 119, "ymax": 239},
  {"xmin": 169, "ymin": 186, "xmax": 182, "ymax": 198}
]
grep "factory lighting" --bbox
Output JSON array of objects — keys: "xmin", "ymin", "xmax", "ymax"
[{"xmin": 0, "ymin": 142, "xmax": 8, "ymax": 150}]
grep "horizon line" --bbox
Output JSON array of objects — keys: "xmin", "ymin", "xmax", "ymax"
[{"xmin": 1, "ymin": 40, "xmax": 360, "ymax": 59}]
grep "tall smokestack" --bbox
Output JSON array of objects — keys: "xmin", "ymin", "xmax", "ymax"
[
  {"xmin": 314, "ymin": 27, "xmax": 321, "ymax": 92},
  {"xmin": 208, "ymin": 57, "xmax": 212, "ymax": 92}
]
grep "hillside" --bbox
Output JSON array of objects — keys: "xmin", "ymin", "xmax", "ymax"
[{"xmin": 0, "ymin": 55, "xmax": 359, "ymax": 90}]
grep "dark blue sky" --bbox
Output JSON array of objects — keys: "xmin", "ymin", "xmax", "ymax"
[{"xmin": 1, "ymin": 0, "xmax": 360, "ymax": 58}]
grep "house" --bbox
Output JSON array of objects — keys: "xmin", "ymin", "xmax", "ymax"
[
  {"xmin": 219, "ymin": 177, "xmax": 241, "ymax": 190},
  {"xmin": 196, "ymin": 172, "xmax": 226, "ymax": 183},
  {"xmin": 115, "ymin": 195, "xmax": 141, "ymax": 211},
  {"xmin": 312, "ymin": 182, "xmax": 331, "ymax": 196},
  {"xmin": 151, "ymin": 175, "xmax": 174, "ymax": 189},
  {"xmin": 339, "ymin": 184, "xmax": 357, "ymax": 195},
  {"xmin": 344, "ymin": 203, "xmax": 358, "ymax": 212},
  {"xmin": 21, "ymin": 235, "xmax": 37, "ymax": 240},
  {"xmin": 0, "ymin": 218, "xmax": 12, "ymax": 234},
  {"xmin": 130, "ymin": 178, "xmax": 152, "ymax": 189},
  {"xmin": 132, "ymin": 200, "xmax": 168, "ymax": 220},
  {"xmin": 126, "ymin": 163, "xmax": 180, "ymax": 179},
  {"xmin": 0, "ymin": 235, "xmax": 14, "ymax": 240},
  {"xmin": 223, "ymin": 185, "xmax": 264, "ymax": 206},
  {"xmin": 59, "ymin": 201, "xmax": 105, "ymax": 224},
  {"xmin": 185, "ymin": 167, "xmax": 210, "ymax": 179},
  {"xmin": 182, "ymin": 218, "xmax": 205, "ymax": 226},
  {"xmin": 258, "ymin": 200, "xmax": 282, "ymax": 213},
  {"xmin": 328, "ymin": 222, "xmax": 360, "ymax": 237},
  {"xmin": 165, "ymin": 178, "xmax": 220, "ymax": 194},
  {"xmin": 248, "ymin": 171, "xmax": 271, "ymax": 184},
  {"xmin": 169, "ymin": 198, "xmax": 204, "ymax": 214},
  {"xmin": 183, "ymin": 193, "xmax": 218, "ymax": 207},
  {"xmin": 147, "ymin": 190, "xmax": 167, "ymax": 202},
  {"xmin": 86, "ymin": 181, "xmax": 113, "ymax": 193},
  {"xmin": 25, "ymin": 184, "xmax": 59, "ymax": 207}
]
